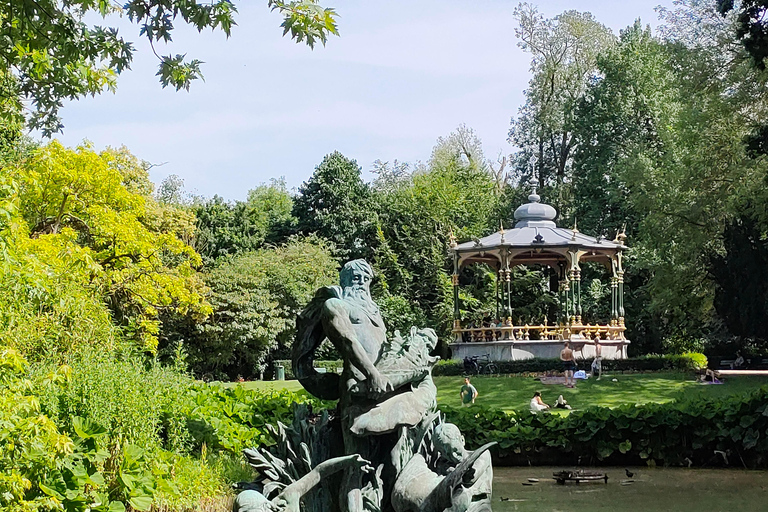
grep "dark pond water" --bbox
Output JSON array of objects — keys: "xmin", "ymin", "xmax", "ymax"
[{"xmin": 492, "ymin": 466, "xmax": 768, "ymax": 511}]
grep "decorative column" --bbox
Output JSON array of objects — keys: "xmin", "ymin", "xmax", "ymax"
[
  {"xmin": 452, "ymin": 252, "xmax": 460, "ymax": 331},
  {"xmin": 505, "ymin": 266, "xmax": 512, "ymax": 319},
  {"xmin": 617, "ymin": 251, "xmax": 625, "ymax": 327},
  {"xmin": 574, "ymin": 268, "xmax": 582, "ymax": 324},
  {"xmin": 495, "ymin": 267, "xmax": 500, "ymax": 320},
  {"xmin": 566, "ymin": 249, "xmax": 583, "ymax": 325}
]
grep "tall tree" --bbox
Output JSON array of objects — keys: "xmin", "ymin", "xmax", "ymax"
[
  {"xmin": 193, "ymin": 179, "xmax": 295, "ymax": 264},
  {"xmin": 373, "ymin": 127, "xmax": 500, "ymax": 342},
  {"xmin": 293, "ymin": 151, "xmax": 378, "ymax": 261},
  {"xmin": 509, "ymin": 3, "xmax": 615, "ymax": 187}
]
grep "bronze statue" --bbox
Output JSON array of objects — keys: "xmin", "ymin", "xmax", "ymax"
[{"xmin": 239, "ymin": 260, "xmax": 495, "ymax": 512}]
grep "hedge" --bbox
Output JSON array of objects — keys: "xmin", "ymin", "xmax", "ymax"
[
  {"xmin": 433, "ymin": 353, "xmax": 707, "ymax": 376},
  {"xmin": 270, "ymin": 354, "xmax": 706, "ymax": 380},
  {"xmin": 440, "ymin": 385, "xmax": 768, "ymax": 468}
]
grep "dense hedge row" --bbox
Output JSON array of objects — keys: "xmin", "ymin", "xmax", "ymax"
[
  {"xmin": 271, "ymin": 354, "xmax": 706, "ymax": 381},
  {"xmin": 433, "ymin": 353, "xmax": 707, "ymax": 376},
  {"xmin": 441, "ymin": 386, "xmax": 768, "ymax": 468}
]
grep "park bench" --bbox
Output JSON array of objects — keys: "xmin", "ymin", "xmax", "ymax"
[{"xmin": 718, "ymin": 359, "xmax": 735, "ymax": 370}]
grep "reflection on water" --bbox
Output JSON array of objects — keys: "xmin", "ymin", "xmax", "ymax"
[{"xmin": 493, "ymin": 466, "xmax": 768, "ymax": 512}]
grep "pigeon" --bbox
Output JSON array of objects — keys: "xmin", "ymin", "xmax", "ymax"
[{"xmin": 625, "ymin": 469, "xmax": 634, "ymax": 478}]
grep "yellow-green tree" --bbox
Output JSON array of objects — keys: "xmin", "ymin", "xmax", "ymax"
[{"xmin": 4, "ymin": 141, "xmax": 210, "ymax": 354}]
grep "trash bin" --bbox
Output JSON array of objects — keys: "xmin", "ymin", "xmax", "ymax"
[{"xmin": 275, "ymin": 365, "xmax": 285, "ymax": 381}]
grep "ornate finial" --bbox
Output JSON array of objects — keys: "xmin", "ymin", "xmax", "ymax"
[
  {"xmin": 617, "ymin": 222, "xmax": 627, "ymax": 243},
  {"xmin": 527, "ymin": 178, "xmax": 540, "ymax": 203},
  {"xmin": 613, "ymin": 223, "xmax": 627, "ymax": 243},
  {"xmin": 499, "ymin": 220, "xmax": 506, "ymax": 244},
  {"xmin": 572, "ymin": 218, "xmax": 579, "ymax": 233},
  {"xmin": 448, "ymin": 229, "xmax": 457, "ymax": 249}
]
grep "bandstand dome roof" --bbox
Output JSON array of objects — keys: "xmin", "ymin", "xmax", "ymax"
[{"xmin": 451, "ymin": 186, "xmax": 627, "ymax": 269}]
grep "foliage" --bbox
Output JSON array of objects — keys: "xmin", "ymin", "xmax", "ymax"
[
  {"xmin": 373, "ymin": 127, "xmax": 500, "ymax": 343},
  {"xmin": 509, "ymin": 3, "xmax": 615, "ymax": 187},
  {"xmin": 442, "ymin": 385, "xmax": 768, "ymax": 467},
  {"xmin": 710, "ymin": 214, "xmax": 768, "ymax": 340},
  {"xmin": 7, "ymin": 141, "xmax": 210, "ymax": 351},
  {"xmin": 180, "ymin": 383, "xmax": 326, "ymax": 454},
  {"xmin": 293, "ymin": 151, "xmax": 379, "ymax": 261},
  {"xmin": 1, "ymin": 0, "xmax": 338, "ymax": 134},
  {"xmin": 193, "ymin": 178, "xmax": 296, "ymax": 265},
  {"xmin": 718, "ymin": 0, "xmax": 768, "ymax": 69},
  {"xmin": 164, "ymin": 236, "xmax": 338, "ymax": 380}
]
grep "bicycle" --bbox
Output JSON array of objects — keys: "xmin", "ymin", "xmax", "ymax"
[{"xmin": 463, "ymin": 354, "xmax": 499, "ymax": 376}]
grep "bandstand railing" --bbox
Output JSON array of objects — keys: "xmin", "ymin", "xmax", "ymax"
[{"xmin": 452, "ymin": 321, "xmax": 626, "ymax": 343}]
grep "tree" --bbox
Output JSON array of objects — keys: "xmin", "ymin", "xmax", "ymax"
[
  {"xmin": 293, "ymin": 151, "xmax": 379, "ymax": 261},
  {"xmin": 717, "ymin": 0, "xmax": 768, "ymax": 69},
  {"xmin": 193, "ymin": 178, "xmax": 295, "ymax": 264},
  {"xmin": 567, "ymin": 5, "xmax": 768, "ymax": 351},
  {"xmin": 11, "ymin": 141, "xmax": 210, "ymax": 351},
  {"xmin": 509, "ymin": 3, "xmax": 615, "ymax": 188},
  {"xmin": 0, "ymin": 0, "xmax": 339, "ymax": 134},
  {"xmin": 373, "ymin": 127, "xmax": 500, "ymax": 342},
  {"xmin": 165, "ymin": 236, "xmax": 337, "ymax": 379}
]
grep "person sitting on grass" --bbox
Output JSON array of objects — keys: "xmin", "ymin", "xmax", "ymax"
[
  {"xmin": 553, "ymin": 394, "xmax": 572, "ymax": 409},
  {"xmin": 529, "ymin": 391, "xmax": 550, "ymax": 413}
]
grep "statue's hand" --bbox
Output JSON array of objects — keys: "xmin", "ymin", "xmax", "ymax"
[
  {"xmin": 367, "ymin": 371, "xmax": 393, "ymax": 396},
  {"xmin": 350, "ymin": 454, "xmax": 375, "ymax": 474}
]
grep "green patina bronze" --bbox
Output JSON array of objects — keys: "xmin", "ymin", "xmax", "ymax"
[{"xmin": 236, "ymin": 259, "xmax": 495, "ymax": 512}]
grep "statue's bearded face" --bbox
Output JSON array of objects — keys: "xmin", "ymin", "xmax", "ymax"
[{"xmin": 341, "ymin": 269, "xmax": 372, "ymax": 303}]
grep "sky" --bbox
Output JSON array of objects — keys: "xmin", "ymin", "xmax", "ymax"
[{"xmin": 53, "ymin": 0, "xmax": 676, "ymax": 201}]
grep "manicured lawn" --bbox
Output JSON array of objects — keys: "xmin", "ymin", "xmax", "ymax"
[
  {"xmin": 434, "ymin": 372, "xmax": 768, "ymax": 413},
  {"xmin": 225, "ymin": 372, "xmax": 768, "ymax": 414}
]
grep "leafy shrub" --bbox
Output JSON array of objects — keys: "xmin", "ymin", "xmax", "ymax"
[
  {"xmin": 441, "ymin": 385, "xmax": 768, "ymax": 467},
  {"xmin": 180, "ymin": 383, "xmax": 327, "ymax": 454}
]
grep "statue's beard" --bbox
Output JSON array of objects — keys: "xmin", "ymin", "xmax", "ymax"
[{"xmin": 342, "ymin": 285, "xmax": 377, "ymax": 314}]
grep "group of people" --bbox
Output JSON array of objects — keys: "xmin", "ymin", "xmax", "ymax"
[
  {"xmin": 560, "ymin": 339, "xmax": 603, "ymax": 387},
  {"xmin": 461, "ymin": 316, "xmax": 513, "ymax": 342}
]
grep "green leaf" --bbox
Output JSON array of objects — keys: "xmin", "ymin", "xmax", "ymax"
[
  {"xmin": 72, "ymin": 416, "xmax": 108, "ymax": 438},
  {"xmin": 128, "ymin": 494, "xmax": 153, "ymax": 511},
  {"xmin": 108, "ymin": 501, "xmax": 126, "ymax": 512}
]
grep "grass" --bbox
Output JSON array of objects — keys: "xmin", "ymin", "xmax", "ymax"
[
  {"xmin": 225, "ymin": 372, "xmax": 768, "ymax": 414},
  {"xmin": 434, "ymin": 372, "xmax": 768, "ymax": 413}
]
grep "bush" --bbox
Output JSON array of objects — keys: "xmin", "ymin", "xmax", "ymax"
[
  {"xmin": 441, "ymin": 385, "xmax": 768, "ymax": 467},
  {"xmin": 433, "ymin": 353, "xmax": 708, "ymax": 376}
]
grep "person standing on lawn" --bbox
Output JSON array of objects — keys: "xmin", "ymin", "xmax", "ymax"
[
  {"xmin": 591, "ymin": 338, "xmax": 603, "ymax": 380},
  {"xmin": 561, "ymin": 341, "xmax": 576, "ymax": 388},
  {"xmin": 460, "ymin": 376, "xmax": 478, "ymax": 406}
]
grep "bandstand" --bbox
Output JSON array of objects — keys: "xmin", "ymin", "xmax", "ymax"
[{"xmin": 448, "ymin": 183, "xmax": 629, "ymax": 362}]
